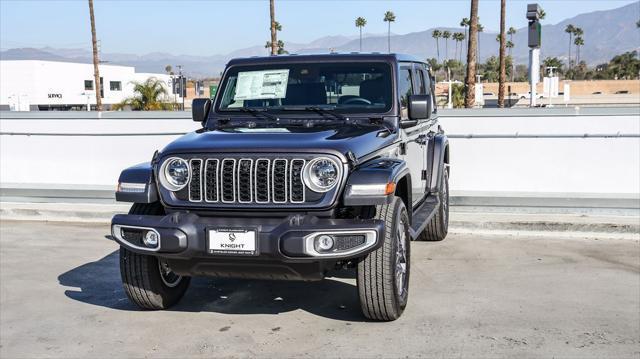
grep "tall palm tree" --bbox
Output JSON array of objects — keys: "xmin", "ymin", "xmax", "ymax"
[
  {"xmin": 464, "ymin": 0, "xmax": 479, "ymax": 108},
  {"xmin": 384, "ymin": 11, "xmax": 396, "ymax": 53},
  {"xmin": 432, "ymin": 29, "xmax": 442, "ymax": 61},
  {"xmin": 269, "ymin": 0, "xmax": 277, "ymax": 55},
  {"xmin": 565, "ymin": 24, "xmax": 576, "ymax": 70},
  {"xmin": 507, "ymin": 27, "xmax": 516, "ymax": 56},
  {"xmin": 460, "ymin": 17, "xmax": 470, "ymax": 60},
  {"xmin": 454, "ymin": 32, "xmax": 465, "ymax": 62},
  {"xmin": 442, "ymin": 30, "xmax": 451, "ymax": 60},
  {"xmin": 573, "ymin": 27, "xmax": 583, "ymax": 64},
  {"xmin": 87, "ymin": 0, "xmax": 102, "ymax": 111},
  {"xmin": 498, "ymin": 0, "xmax": 507, "ymax": 108},
  {"xmin": 574, "ymin": 36, "xmax": 584, "ymax": 64},
  {"xmin": 115, "ymin": 78, "xmax": 172, "ymax": 111},
  {"xmin": 476, "ymin": 22, "xmax": 484, "ymax": 69},
  {"xmin": 355, "ymin": 17, "xmax": 367, "ymax": 52}
]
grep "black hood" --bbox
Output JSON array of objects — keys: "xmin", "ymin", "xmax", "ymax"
[{"xmin": 161, "ymin": 125, "xmax": 398, "ymax": 161}]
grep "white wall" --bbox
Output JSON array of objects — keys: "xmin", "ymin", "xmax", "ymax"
[{"xmin": 1, "ymin": 109, "xmax": 639, "ymax": 197}]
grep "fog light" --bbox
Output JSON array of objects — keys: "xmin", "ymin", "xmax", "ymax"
[
  {"xmin": 143, "ymin": 231, "xmax": 159, "ymax": 247},
  {"xmin": 315, "ymin": 234, "xmax": 334, "ymax": 252}
]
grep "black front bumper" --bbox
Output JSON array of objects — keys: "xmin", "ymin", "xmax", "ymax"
[{"xmin": 111, "ymin": 212, "xmax": 384, "ymax": 281}]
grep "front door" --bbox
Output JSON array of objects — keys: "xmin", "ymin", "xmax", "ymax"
[{"xmin": 398, "ymin": 63, "xmax": 427, "ymax": 206}]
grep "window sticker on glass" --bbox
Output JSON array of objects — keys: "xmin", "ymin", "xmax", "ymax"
[{"xmin": 233, "ymin": 69, "xmax": 289, "ymax": 100}]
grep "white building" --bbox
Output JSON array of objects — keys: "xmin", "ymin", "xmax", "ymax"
[{"xmin": 0, "ymin": 60, "xmax": 181, "ymax": 111}]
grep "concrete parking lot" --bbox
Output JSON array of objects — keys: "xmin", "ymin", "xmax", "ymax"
[{"xmin": 0, "ymin": 220, "xmax": 638, "ymax": 358}]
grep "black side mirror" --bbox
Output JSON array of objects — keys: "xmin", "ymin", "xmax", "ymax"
[
  {"xmin": 192, "ymin": 98, "xmax": 212, "ymax": 123},
  {"xmin": 408, "ymin": 94, "xmax": 432, "ymax": 120}
]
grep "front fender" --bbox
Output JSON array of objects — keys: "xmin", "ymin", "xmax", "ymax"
[
  {"xmin": 343, "ymin": 158, "xmax": 410, "ymax": 206},
  {"xmin": 115, "ymin": 162, "xmax": 159, "ymax": 203},
  {"xmin": 428, "ymin": 134, "xmax": 449, "ymax": 192}
]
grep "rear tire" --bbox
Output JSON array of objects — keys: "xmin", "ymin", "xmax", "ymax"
[
  {"xmin": 417, "ymin": 168, "xmax": 449, "ymax": 242},
  {"xmin": 119, "ymin": 203, "xmax": 190, "ymax": 310},
  {"xmin": 357, "ymin": 196, "xmax": 410, "ymax": 321}
]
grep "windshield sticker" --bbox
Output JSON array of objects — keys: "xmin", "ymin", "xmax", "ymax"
[{"xmin": 233, "ymin": 69, "xmax": 289, "ymax": 100}]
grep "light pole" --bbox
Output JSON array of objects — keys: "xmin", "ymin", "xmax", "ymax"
[{"xmin": 527, "ymin": 4, "xmax": 542, "ymax": 108}]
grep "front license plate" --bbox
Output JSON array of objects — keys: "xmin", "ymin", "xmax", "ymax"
[{"xmin": 208, "ymin": 229, "xmax": 257, "ymax": 256}]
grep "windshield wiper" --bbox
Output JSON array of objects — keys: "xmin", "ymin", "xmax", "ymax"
[
  {"xmin": 225, "ymin": 107, "xmax": 279, "ymax": 121},
  {"xmin": 280, "ymin": 105, "xmax": 348, "ymax": 122},
  {"xmin": 304, "ymin": 106, "xmax": 347, "ymax": 121}
]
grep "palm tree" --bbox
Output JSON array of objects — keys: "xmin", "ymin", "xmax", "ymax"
[
  {"xmin": 498, "ymin": 0, "xmax": 506, "ymax": 108},
  {"xmin": 432, "ymin": 29, "xmax": 442, "ymax": 61},
  {"xmin": 87, "ymin": 0, "xmax": 102, "ymax": 111},
  {"xmin": 574, "ymin": 36, "xmax": 584, "ymax": 64},
  {"xmin": 442, "ymin": 31, "xmax": 451, "ymax": 60},
  {"xmin": 460, "ymin": 17, "xmax": 470, "ymax": 60},
  {"xmin": 565, "ymin": 24, "xmax": 576, "ymax": 70},
  {"xmin": 476, "ymin": 22, "xmax": 484, "ymax": 67},
  {"xmin": 115, "ymin": 78, "xmax": 172, "ymax": 111},
  {"xmin": 457, "ymin": 32, "xmax": 467, "ymax": 62},
  {"xmin": 538, "ymin": 9, "xmax": 546, "ymax": 20},
  {"xmin": 383, "ymin": 11, "xmax": 396, "ymax": 53},
  {"xmin": 355, "ymin": 17, "xmax": 367, "ymax": 52},
  {"xmin": 573, "ymin": 27, "xmax": 583, "ymax": 64},
  {"xmin": 507, "ymin": 27, "xmax": 516, "ymax": 56},
  {"xmin": 464, "ymin": 0, "xmax": 479, "ymax": 108},
  {"xmin": 454, "ymin": 32, "xmax": 465, "ymax": 62},
  {"xmin": 269, "ymin": 0, "xmax": 277, "ymax": 55}
]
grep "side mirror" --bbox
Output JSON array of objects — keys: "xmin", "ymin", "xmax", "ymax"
[
  {"xmin": 192, "ymin": 98, "xmax": 212, "ymax": 123},
  {"xmin": 408, "ymin": 94, "xmax": 432, "ymax": 120}
]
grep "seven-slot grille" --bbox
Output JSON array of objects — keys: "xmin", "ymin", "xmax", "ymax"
[{"xmin": 188, "ymin": 158, "xmax": 306, "ymax": 205}]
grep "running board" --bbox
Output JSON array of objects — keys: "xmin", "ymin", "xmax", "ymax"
[{"xmin": 408, "ymin": 196, "xmax": 440, "ymax": 239}]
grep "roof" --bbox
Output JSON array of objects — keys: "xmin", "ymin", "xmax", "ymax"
[{"xmin": 227, "ymin": 53, "xmax": 425, "ymax": 66}]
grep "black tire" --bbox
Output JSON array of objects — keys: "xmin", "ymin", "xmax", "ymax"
[
  {"xmin": 119, "ymin": 203, "xmax": 190, "ymax": 310},
  {"xmin": 418, "ymin": 168, "xmax": 449, "ymax": 242},
  {"xmin": 357, "ymin": 196, "xmax": 410, "ymax": 321}
]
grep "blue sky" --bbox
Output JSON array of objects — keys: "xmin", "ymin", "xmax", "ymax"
[{"xmin": 1, "ymin": 0, "xmax": 636, "ymax": 55}]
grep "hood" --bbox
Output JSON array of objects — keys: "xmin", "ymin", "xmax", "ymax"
[{"xmin": 161, "ymin": 125, "xmax": 398, "ymax": 161}]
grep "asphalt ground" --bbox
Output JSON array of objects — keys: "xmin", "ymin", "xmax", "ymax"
[{"xmin": 0, "ymin": 220, "xmax": 638, "ymax": 358}]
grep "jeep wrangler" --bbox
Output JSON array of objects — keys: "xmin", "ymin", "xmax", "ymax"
[{"xmin": 111, "ymin": 53, "xmax": 449, "ymax": 321}]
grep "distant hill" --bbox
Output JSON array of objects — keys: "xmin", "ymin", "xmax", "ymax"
[{"xmin": 2, "ymin": 2, "xmax": 638, "ymax": 77}]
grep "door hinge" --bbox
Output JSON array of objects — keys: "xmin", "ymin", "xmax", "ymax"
[
  {"xmin": 421, "ymin": 170, "xmax": 427, "ymax": 180},
  {"xmin": 399, "ymin": 142, "xmax": 407, "ymax": 155}
]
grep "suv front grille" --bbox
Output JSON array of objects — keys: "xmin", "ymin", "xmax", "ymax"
[{"xmin": 188, "ymin": 157, "xmax": 306, "ymax": 205}]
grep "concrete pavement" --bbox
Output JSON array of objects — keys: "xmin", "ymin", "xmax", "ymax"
[{"xmin": 0, "ymin": 220, "xmax": 638, "ymax": 358}]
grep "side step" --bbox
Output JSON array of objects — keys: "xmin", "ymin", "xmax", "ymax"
[{"xmin": 408, "ymin": 196, "xmax": 439, "ymax": 239}]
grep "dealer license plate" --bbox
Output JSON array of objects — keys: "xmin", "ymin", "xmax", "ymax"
[{"xmin": 208, "ymin": 229, "xmax": 257, "ymax": 256}]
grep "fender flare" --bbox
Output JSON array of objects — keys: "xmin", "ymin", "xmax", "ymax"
[
  {"xmin": 343, "ymin": 158, "xmax": 411, "ymax": 206},
  {"xmin": 428, "ymin": 134, "xmax": 449, "ymax": 193},
  {"xmin": 115, "ymin": 162, "xmax": 159, "ymax": 203}
]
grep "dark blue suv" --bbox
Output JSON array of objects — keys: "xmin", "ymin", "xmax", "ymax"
[{"xmin": 112, "ymin": 53, "xmax": 450, "ymax": 321}]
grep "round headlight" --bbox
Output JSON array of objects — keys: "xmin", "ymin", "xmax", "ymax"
[
  {"xmin": 159, "ymin": 157, "xmax": 190, "ymax": 191},
  {"xmin": 303, "ymin": 157, "xmax": 341, "ymax": 193}
]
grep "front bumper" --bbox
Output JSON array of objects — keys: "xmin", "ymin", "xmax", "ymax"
[{"xmin": 111, "ymin": 212, "xmax": 384, "ymax": 280}]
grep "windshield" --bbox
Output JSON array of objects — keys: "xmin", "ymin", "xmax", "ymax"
[{"xmin": 216, "ymin": 62, "xmax": 393, "ymax": 114}]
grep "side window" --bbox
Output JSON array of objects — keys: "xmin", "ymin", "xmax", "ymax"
[
  {"xmin": 398, "ymin": 67, "xmax": 413, "ymax": 112},
  {"xmin": 416, "ymin": 69, "xmax": 426, "ymax": 95}
]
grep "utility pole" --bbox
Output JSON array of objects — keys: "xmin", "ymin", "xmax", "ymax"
[{"xmin": 88, "ymin": 0, "xmax": 102, "ymax": 111}]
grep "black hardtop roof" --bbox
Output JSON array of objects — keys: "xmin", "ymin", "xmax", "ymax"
[{"xmin": 226, "ymin": 53, "xmax": 426, "ymax": 67}]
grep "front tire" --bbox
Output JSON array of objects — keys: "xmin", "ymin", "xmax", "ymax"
[
  {"xmin": 119, "ymin": 203, "xmax": 190, "ymax": 310},
  {"xmin": 418, "ymin": 168, "xmax": 449, "ymax": 242},
  {"xmin": 357, "ymin": 196, "xmax": 410, "ymax": 321}
]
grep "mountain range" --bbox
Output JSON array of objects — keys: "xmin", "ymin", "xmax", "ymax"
[{"xmin": 1, "ymin": 1, "xmax": 639, "ymax": 77}]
